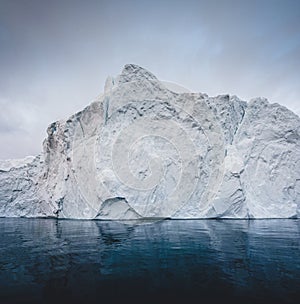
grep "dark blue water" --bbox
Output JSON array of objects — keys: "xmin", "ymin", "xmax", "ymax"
[{"xmin": 0, "ymin": 218, "xmax": 299, "ymax": 304}]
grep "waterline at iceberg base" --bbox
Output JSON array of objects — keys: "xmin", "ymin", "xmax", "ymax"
[{"xmin": 0, "ymin": 64, "xmax": 299, "ymax": 219}]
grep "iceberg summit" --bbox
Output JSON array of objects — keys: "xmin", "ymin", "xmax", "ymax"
[{"xmin": 1, "ymin": 64, "xmax": 300, "ymax": 219}]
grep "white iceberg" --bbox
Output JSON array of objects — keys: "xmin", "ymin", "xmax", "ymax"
[{"xmin": 1, "ymin": 64, "xmax": 299, "ymax": 219}]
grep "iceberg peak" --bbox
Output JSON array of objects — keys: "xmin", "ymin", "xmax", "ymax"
[{"xmin": 118, "ymin": 63, "xmax": 158, "ymax": 84}]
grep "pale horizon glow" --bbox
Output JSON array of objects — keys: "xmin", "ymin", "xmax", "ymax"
[{"xmin": 0, "ymin": 0, "xmax": 299, "ymax": 159}]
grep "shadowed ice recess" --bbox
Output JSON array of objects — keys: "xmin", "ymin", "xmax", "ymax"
[{"xmin": 0, "ymin": 218, "xmax": 299, "ymax": 303}]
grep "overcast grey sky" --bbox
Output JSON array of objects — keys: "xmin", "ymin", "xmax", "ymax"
[{"xmin": 0, "ymin": 0, "xmax": 299, "ymax": 159}]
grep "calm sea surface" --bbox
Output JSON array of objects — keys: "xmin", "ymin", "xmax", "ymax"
[{"xmin": 0, "ymin": 218, "xmax": 299, "ymax": 304}]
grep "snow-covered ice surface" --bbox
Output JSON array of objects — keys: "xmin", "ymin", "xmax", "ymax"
[{"xmin": 1, "ymin": 64, "xmax": 299, "ymax": 219}]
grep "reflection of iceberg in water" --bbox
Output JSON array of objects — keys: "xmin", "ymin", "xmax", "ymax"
[{"xmin": 0, "ymin": 219, "xmax": 299, "ymax": 303}]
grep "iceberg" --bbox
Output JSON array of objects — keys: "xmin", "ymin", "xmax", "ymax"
[{"xmin": 1, "ymin": 64, "xmax": 299, "ymax": 219}]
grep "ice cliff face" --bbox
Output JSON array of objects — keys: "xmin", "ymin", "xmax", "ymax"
[{"xmin": 1, "ymin": 64, "xmax": 300, "ymax": 219}]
